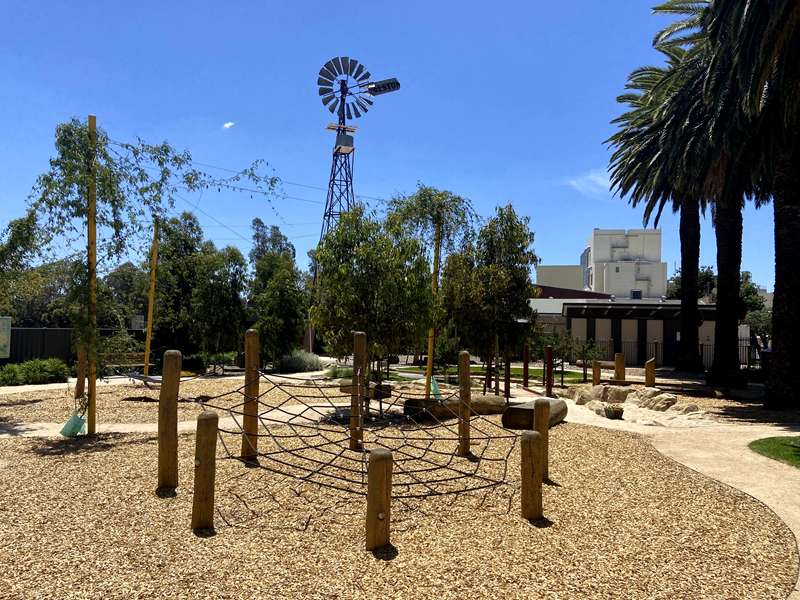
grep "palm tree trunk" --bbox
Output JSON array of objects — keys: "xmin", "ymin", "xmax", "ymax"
[
  {"xmin": 709, "ymin": 197, "xmax": 744, "ymax": 386},
  {"xmin": 766, "ymin": 147, "xmax": 800, "ymax": 409},
  {"xmin": 676, "ymin": 197, "xmax": 703, "ymax": 371}
]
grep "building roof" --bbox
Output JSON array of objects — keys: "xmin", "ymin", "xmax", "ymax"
[
  {"xmin": 560, "ymin": 299, "xmax": 717, "ymax": 321},
  {"xmin": 533, "ymin": 284, "xmax": 610, "ymax": 299}
]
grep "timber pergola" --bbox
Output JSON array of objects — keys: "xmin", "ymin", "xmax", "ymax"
[{"xmin": 561, "ymin": 300, "xmax": 717, "ymax": 321}]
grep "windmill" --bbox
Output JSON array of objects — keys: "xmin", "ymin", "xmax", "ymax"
[{"xmin": 316, "ymin": 57, "xmax": 400, "ymax": 241}]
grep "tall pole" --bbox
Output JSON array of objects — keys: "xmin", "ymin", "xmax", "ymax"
[
  {"xmin": 424, "ymin": 221, "xmax": 442, "ymax": 399},
  {"xmin": 87, "ymin": 114, "xmax": 98, "ymax": 435},
  {"xmin": 143, "ymin": 220, "xmax": 159, "ymax": 377}
]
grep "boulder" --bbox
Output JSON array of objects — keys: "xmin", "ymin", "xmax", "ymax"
[
  {"xmin": 606, "ymin": 385, "xmax": 635, "ymax": 404},
  {"xmin": 575, "ymin": 384, "xmax": 607, "ymax": 405},
  {"xmin": 585, "ymin": 400, "xmax": 606, "ymax": 416},
  {"xmin": 643, "ymin": 393, "xmax": 678, "ymax": 411},
  {"xmin": 625, "ymin": 391, "xmax": 643, "ymax": 406},
  {"xmin": 639, "ymin": 387, "xmax": 662, "ymax": 400},
  {"xmin": 403, "ymin": 393, "xmax": 511, "ymax": 420},
  {"xmin": 501, "ymin": 397, "xmax": 568, "ymax": 430}
]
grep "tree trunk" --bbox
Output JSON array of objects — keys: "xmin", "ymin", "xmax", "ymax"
[
  {"xmin": 709, "ymin": 198, "xmax": 744, "ymax": 386},
  {"xmin": 676, "ymin": 197, "xmax": 704, "ymax": 372},
  {"xmin": 424, "ymin": 222, "xmax": 442, "ymax": 398},
  {"xmin": 766, "ymin": 146, "xmax": 800, "ymax": 409}
]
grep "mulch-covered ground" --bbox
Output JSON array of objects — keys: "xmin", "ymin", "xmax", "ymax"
[{"xmin": 0, "ymin": 418, "xmax": 796, "ymax": 599}]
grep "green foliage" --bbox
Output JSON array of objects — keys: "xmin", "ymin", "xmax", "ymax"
[
  {"xmin": 1, "ymin": 358, "xmax": 70, "ymax": 385},
  {"xmin": 274, "ymin": 350, "xmax": 322, "ymax": 373},
  {"xmin": 749, "ymin": 437, "xmax": 800, "ymax": 470},
  {"xmin": 744, "ymin": 308, "xmax": 772, "ymax": 349},
  {"xmin": 250, "ymin": 247, "xmax": 307, "ymax": 363},
  {"xmin": 666, "ymin": 266, "xmax": 716, "ymax": 299},
  {"xmin": 0, "ymin": 364, "xmax": 22, "ymax": 386},
  {"xmin": 250, "ymin": 218, "xmax": 295, "ymax": 263},
  {"xmin": 312, "ymin": 206, "xmax": 433, "ymax": 361}
]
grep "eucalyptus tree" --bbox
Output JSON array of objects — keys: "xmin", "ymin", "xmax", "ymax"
[
  {"xmin": 705, "ymin": 0, "xmax": 800, "ymax": 407},
  {"xmin": 386, "ymin": 184, "xmax": 475, "ymax": 397}
]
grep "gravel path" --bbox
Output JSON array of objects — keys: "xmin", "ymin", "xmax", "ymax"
[{"xmin": 0, "ymin": 421, "xmax": 796, "ymax": 599}]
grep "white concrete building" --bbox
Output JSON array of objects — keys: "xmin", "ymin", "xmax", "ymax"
[{"xmin": 583, "ymin": 229, "xmax": 667, "ymax": 299}]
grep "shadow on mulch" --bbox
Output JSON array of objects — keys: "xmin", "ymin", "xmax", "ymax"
[
  {"xmin": 0, "ymin": 397, "xmax": 45, "ymax": 408},
  {"xmin": 371, "ymin": 543, "xmax": 398, "ymax": 561},
  {"xmin": 30, "ymin": 432, "xmax": 158, "ymax": 457}
]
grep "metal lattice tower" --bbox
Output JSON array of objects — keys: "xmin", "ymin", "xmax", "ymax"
[{"xmin": 316, "ymin": 56, "xmax": 400, "ymax": 243}]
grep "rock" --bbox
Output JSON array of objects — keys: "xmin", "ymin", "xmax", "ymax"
[
  {"xmin": 501, "ymin": 398, "xmax": 568, "ymax": 430},
  {"xmin": 604, "ymin": 404, "xmax": 625, "ymax": 420},
  {"xmin": 404, "ymin": 393, "xmax": 509, "ymax": 420},
  {"xmin": 639, "ymin": 387, "xmax": 662, "ymax": 400},
  {"xmin": 585, "ymin": 400, "xmax": 606, "ymax": 416},
  {"xmin": 676, "ymin": 403, "xmax": 700, "ymax": 414},
  {"xmin": 646, "ymin": 393, "xmax": 678, "ymax": 411},
  {"xmin": 625, "ymin": 391, "xmax": 643, "ymax": 406},
  {"xmin": 606, "ymin": 385, "xmax": 635, "ymax": 404}
]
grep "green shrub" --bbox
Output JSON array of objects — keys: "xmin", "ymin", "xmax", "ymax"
[
  {"xmin": 182, "ymin": 354, "xmax": 208, "ymax": 374},
  {"xmin": 0, "ymin": 364, "xmax": 22, "ymax": 386},
  {"xmin": 2, "ymin": 358, "xmax": 70, "ymax": 385},
  {"xmin": 325, "ymin": 365, "xmax": 353, "ymax": 379},
  {"xmin": 274, "ymin": 350, "xmax": 322, "ymax": 374}
]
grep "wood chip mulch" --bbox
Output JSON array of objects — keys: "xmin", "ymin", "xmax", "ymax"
[{"xmin": 0, "ymin": 418, "xmax": 796, "ymax": 599}]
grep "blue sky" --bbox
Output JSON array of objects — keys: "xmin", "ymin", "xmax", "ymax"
[{"xmin": 0, "ymin": 1, "xmax": 775, "ymax": 289}]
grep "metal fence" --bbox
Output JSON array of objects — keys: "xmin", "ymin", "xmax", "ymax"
[{"xmin": 0, "ymin": 328, "xmax": 147, "ymax": 366}]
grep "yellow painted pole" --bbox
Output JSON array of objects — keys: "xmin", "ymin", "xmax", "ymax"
[
  {"xmin": 424, "ymin": 221, "xmax": 442, "ymax": 399},
  {"xmin": 143, "ymin": 220, "xmax": 159, "ymax": 376},
  {"xmin": 87, "ymin": 114, "xmax": 98, "ymax": 435}
]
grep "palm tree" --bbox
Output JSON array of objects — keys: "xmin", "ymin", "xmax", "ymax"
[
  {"xmin": 609, "ymin": 11, "xmax": 709, "ymax": 372},
  {"xmin": 386, "ymin": 185, "xmax": 475, "ymax": 398},
  {"xmin": 705, "ymin": 1, "xmax": 800, "ymax": 407},
  {"xmin": 610, "ymin": 0, "xmax": 755, "ymax": 383}
]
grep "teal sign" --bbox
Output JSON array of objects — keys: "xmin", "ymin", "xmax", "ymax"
[{"xmin": 0, "ymin": 317, "xmax": 10, "ymax": 359}]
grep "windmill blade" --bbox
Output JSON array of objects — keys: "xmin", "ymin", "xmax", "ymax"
[
  {"xmin": 329, "ymin": 98, "xmax": 339, "ymax": 114},
  {"xmin": 357, "ymin": 70, "xmax": 370, "ymax": 82},
  {"xmin": 347, "ymin": 58, "xmax": 358, "ymax": 75},
  {"xmin": 353, "ymin": 63, "xmax": 365, "ymax": 80},
  {"xmin": 318, "ymin": 67, "xmax": 335, "ymax": 82},
  {"xmin": 323, "ymin": 60, "xmax": 338, "ymax": 77},
  {"xmin": 360, "ymin": 95, "xmax": 373, "ymax": 106},
  {"xmin": 346, "ymin": 104, "xmax": 353, "ymax": 120},
  {"xmin": 321, "ymin": 93, "xmax": 335, "ymax": 106},
  {"xmin": 317, "ymin": 75, "xmax": 334, "ymax": 87},
  {"xmin": 318, "ymin": 86, "xmax": 333, "ymax": 96},
  {"xmin": 332, "ymin": 57, "xmax": 344, "ymax": 75},
  {"xmin": 352, "ymin": 103, "xmax": 361, "ymax": 118},
  {"xmin": 355, "ymin": 97, "xmax": 370, "ymax": 113},
  {"xmin": 341, "ymin": 57, "xmax": 350, "ymax": 75}
]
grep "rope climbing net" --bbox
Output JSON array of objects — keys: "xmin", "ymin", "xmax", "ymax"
[{"xmin": 194, "ymin": 371, "xmax": 519, "ymax": 503}]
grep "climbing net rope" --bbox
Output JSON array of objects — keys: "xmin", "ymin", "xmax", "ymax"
[{"xmin": 194, "ymin": 371, "xmax": 519, "ymax": 504}]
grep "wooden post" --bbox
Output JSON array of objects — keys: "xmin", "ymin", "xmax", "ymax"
[
  {"xmin": 157, "ymin": 350, "xmax": 181, "ymax": 494},
  {"xmin": 614, "ymin": 352, "xmax": 625, "ymax": 381},
  {"xmin": 191, "ymin": 410, "xmax": 218, "ymax": 532},
  {"xmin": 494, "ymin": 360, "xmax": 500, "ymax": 396},
  {"xmin": 241, "ymin": 329, "xmax": 260, "ymax": 461},
  {"xmin": 483, "ymin": 355, "xmax": 491, "ymax": 395},
  {"xmin": 504, "ymin": 357, "xmax": 511, "ymax": 402},
  {"xmin": 365, "ymin": 448, "xmax": 392, "ymax": 550},
  {"xmin": 592, "ymin": 360, "xmax": 601, "ymax": 386},
  {"xmin": 143, "ymin": 220, "xmax": 159, "ymax": 377},
  {"xmin": 544, "ymin": 345, "xmax": 553, "ymax": 397},
  {"xmin": 534, "ymin": 398, "xmax": 550, "ymax": 481},
  {"xmin": 522, "ymin": 343, "xmax": 529, "ymax": 388},
  {"xmin": 457, "ymin": 351, "xmax": 471, "ymax": 457},
  {"xmin": 87, "ymin": 114, "xmax": 97, "ymax": 435},
  {"xmin": 74, "ymin": 345, "xmax": 87, "ymax": 400},
  {"xmin": 350, "ymin": 331, "xmax": 366, "ymax": 451},
  {"xmin": 645, "ymin": 358, "xmax": 656, "ymax": 387},
  {"xmin": 520, "ymin": 431, "xmax": 543, "ymax": 520}
]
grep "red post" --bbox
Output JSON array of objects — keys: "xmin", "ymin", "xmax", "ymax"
[{"xmin": 545, "ymin": 345, "xmax": 553, "ymax": 397}]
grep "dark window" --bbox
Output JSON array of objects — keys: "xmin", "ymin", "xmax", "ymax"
[{"xmin": 631, "ymin": 290, "xmax": 642, "ymax": 300}]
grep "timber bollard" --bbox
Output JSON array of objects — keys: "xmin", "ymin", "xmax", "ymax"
[
  {"xmin": 521, "ymin": 431, "xmax": 543, "ymax": 520},
  {"xmin": 241, "ymin": 329, "xmax": 260, "ymax": 462},
  {"xmin": 534, "ymin": 398, "xmax": 550, "ymax": 481},
  {"xmin": 545, "ymin": 345, "xmax": 554, "ymax": 397},
  {"xmin": 592, "ymin": 360, "xmax": 601, "ymax": 386},
  {"xmin": 192, "ymin": 410, "xmax": 218, "ymax": 532},
  {"xmin": 457, "ymin": 351, "xmax": 471, "ymax": 457},
  {"xmin": 157, "ymin": 350, "xmax": 182, "ymax": 494},
  {"xmin": 365, "ymin": 448, "xmax": 392, "ymax": 551},
  {"xmin": 504, "ymin": 359, "xmax": 511, "ymax": 402},
  {"xmin": 614, "ymin": 353, "xmax": 625, "ymax": 381},
  {"xmin": 74, "ymin": 346, "xmax": 87, "ymax": 400},
  {"xmin": 350, "ymin": 332, "xmax": 366, "ymax": 451},
  {"xmin": 522, "ymin": 343, "xmax": 529, "ymax": 388},
  {"xmin": 645, "ymin": 358, "xmax": 656, "ymax": 387}
]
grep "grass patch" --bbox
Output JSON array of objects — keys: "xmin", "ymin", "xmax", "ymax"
[{"xmin": 748, "ymin": 436, "xmax": 800, "ymax": 469}]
